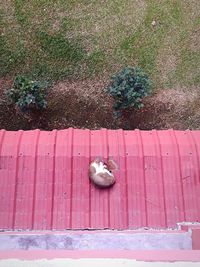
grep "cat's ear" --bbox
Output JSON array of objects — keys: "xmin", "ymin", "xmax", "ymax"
[{"xmin": 107, "ymin": 159, "xmax": 118, "ymax": 171}]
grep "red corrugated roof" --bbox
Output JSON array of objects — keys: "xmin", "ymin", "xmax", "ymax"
[{"xmin": 0, "ymin": 129, "xmax": 200, "ymax": 230}]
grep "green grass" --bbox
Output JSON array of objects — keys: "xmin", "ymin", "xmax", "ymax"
[
  {"xmin": 119, "ymin": 0, "xmax": 194, "ymax": 86},
  {"xmin": 0, "ymin": 0, "xmax": 199, "ymax": 87},
  {"xmin": 36, "ymin": 31, "xmax": 84, "ymax": 61},
  {"xmin": 14, "ymin": 0, "xmax": 29, "ymax": 26}
]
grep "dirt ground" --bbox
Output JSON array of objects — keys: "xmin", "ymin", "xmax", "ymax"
[{"xmin": 0, "ymin": 78, "xmax": 200, "ymax": 131}]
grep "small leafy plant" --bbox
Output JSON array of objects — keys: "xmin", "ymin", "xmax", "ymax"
[
  {"xmin": 107, "ymin": 66, "xmax": 151, "ymax": 116},
  {"xmin": 7, "ymin": 75, "xmax": 49, "ymax": 112}
]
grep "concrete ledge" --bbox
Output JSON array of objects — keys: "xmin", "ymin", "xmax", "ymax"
[
  {"xmin": 178, "ymin": 223, "xmax": 200, "ymax": 250},
  {"xmin": 0, "ymin": 230, "xmax": 192, "ymax": 250},
  {"xmin": 0, "ymin": 250, "xmax": 200, "ymax": 262}
]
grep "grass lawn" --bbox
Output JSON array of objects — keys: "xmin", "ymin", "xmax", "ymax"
[{"xmin": 0, "ymin": 0, "xmax": 199, "ymax": 87}]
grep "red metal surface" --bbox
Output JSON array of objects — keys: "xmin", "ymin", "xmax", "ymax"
[
  {"xmin": 0, "ymin": 129, "xmax": 200, "ymax": 230},
  {"xmin": 192, "ymin": 229, "xmax": 200, "ymax": 250}
]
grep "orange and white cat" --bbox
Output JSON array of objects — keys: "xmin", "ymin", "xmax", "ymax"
[{"xmin": 89, "ymin": 158, "xmax": 118, "ymax": 188}]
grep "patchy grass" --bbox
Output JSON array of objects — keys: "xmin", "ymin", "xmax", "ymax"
[
  {"xmin": 0, "ymin": 0, "xmax": 199, "ymax": 87},
  {"xmin": 0, "ymin": 0, "xmax": 146, "ymax": 80},
  {"xmin": 120, "ymin": 0, "xmax": 200, "ymax": 87}
]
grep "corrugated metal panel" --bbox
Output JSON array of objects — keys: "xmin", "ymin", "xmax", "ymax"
[{"xmin": 0, "ymin": 129, "xmax": 200, "ymax": 230}]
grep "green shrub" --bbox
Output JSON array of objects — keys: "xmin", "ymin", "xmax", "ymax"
[
  {"xmin": 7, "ymin": 75, "xmax": 49, "ymax": 112},
  {"xmin": 107, "ymin": 66, "xmax": 151, "ymax": 116}
]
